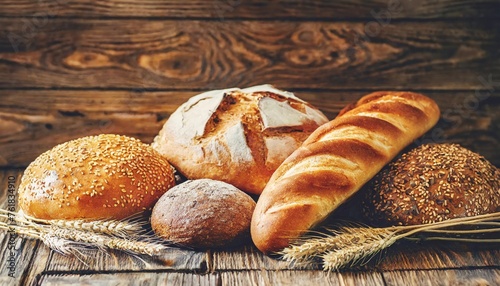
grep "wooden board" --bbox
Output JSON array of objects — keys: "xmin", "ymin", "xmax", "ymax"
[
  {"xmin": 1, "ymin": 0, "xmax": 499, "ymax": 19},
  {"xmin": 38, "ymin": 272, "xmax": 218, "ymax": 286},
  {"xmin": 1, "ymin": 20, "xmax": 498, "ymax": 90},
  {"xmin": 0, "ymin": 169, "xmax": 47, "ymax": 286},
  {"xmin": 219, "ymin": 270, "xmax": 385, "ymax": 286},
  {"xmin": 45, "ymin": 247, "xmax": 208, "ymax": 272},
  {"xmin": 383, "ymin": 269, "xmax": 500, "ymax": 286},
  {"xmin": 374, "ymin": 241, "xmax": 500, "ymax": 271},
  {"xmin": 36, "ymin": 270, "xmax": 385, "ymax": 286},
  {"xmin": 1, "ymin": 90, "xmax": 498, "ymax": 167}
]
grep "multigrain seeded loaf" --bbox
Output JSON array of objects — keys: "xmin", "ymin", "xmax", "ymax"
[
  {"xmin": 18, "ymin": 134, "xmax": 176, "ymax": 220},
  {"xmin": 362, "ymin": 143, "xmax": 500, "ymax": 226},
  {"xmin": 152, "ymin": 84, "xmax": 329, "ymax": 195},
  {"xmin": 251, "ymin": 91, "xmax": 441, "ymax": 254}
]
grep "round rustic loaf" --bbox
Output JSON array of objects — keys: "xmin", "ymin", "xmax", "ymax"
[
  {"xmin": 18, "ymin": 134, "xmax": 176, "ymax": 220},
  {"xmin": 151, "ymin": 179, "xmax": 256, "ymax": 249},
  {"xmin": 362, "ymin": 143, "xmax": 500, "ymax": 226},
  {"xmin": 151, "ymin": 84, "xmax": 329, "ymax": 194}
]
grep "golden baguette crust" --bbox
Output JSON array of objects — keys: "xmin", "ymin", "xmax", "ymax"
[{"xmin": 251, "ymin": 91, "xmax": 440, "ymax": 254}]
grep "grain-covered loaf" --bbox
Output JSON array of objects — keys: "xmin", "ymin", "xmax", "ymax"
[
  {"xmin": 18, "ymin": 134, "xmax": 176, "ymax": 220},
  {"xmin": 251, "ymin": 91, "xmax": 441, "ymax": 254},
  {"xmin": 152, "ymin": 84, "xmax": 328, "ymax": 195},
  {"xmin": 362, "ymin": 143, "xmax": 500, "ymax": 226}
]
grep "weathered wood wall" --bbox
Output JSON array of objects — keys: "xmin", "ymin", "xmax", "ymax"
[{"xmin": 0, "ymin": 0, "xmax": 499, "ymax": 168}]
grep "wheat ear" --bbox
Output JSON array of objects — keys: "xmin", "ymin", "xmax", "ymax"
[
  {"xmin": 281, "ymin": 227, "xmax": 397, "ymax": 266},
  {"xmin": 0, "ymin": 210, "xmax": 170, "ymax": 257},
  {"xmin": 322, "ymin": 231, "xmax": 398, "ymax": 271},
  {"xmin": 46, "ymin": 226, "xmax": 167, "ymax": 256},
  {"xmin": 15, "ymin": 210, "xmax": 145, "ymax": 238},
  {"xmin": 280, "ymin": 212, "xmax": 500, "ymax": 270}
]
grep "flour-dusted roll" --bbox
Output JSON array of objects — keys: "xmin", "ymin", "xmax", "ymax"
[
  {"xmin": 18, "ymin": 134, "xmax": 176, "ymax": 220},
  {"xmin": 152, "ymin": 84, "xmax": 328, "ymax": 195},
  {"xmin": 251, "ymin": 91, "xmax": 441, "ymax": 254}
]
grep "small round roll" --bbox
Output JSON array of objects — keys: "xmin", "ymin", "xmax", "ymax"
[
  {"xmin": 151, "ymin": 179, "xmax": 256, "ymax": 249},
  {"xmin": 362, "ymin": 143, "xmax": 500, "ymax": 226},
  {"xmin": 18, "ymin": 134, "xmax": 176, "ymax": 220}
]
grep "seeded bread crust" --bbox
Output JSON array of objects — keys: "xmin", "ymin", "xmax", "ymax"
[
  {"xmin": 362, "ymin": 143, "xmax": 500, "ymax": 226},
  {"xmin": 18, "ymin": 134, "xmax": 176, "ymax": 220}
]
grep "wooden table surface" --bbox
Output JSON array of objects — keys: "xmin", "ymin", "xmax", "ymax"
[{"xmin": 1, "ymin": 1, "xmax": 499, "ymax": 285}]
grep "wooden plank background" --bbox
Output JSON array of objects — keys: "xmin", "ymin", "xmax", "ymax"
[
  {"xmin": 0, "ymin": 1, "xmax": 499, "ymax": 285},
  {"xmin": 0, "ymin": 7, "xmax": 499, "ymax": 167}
]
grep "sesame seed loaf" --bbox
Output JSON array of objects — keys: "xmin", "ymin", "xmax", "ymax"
[
  {"xmin": 251, "ymin": 91, "xmax": 440, "ymax": 254},
  {"xmin": 151, "ymin": 179, "xmax": 256, "ymax": 249},
  {"xmin": 151, "ymin": 84, "xmax": 329, "ymax": 195},
  {"xmin": 18, "ymin": 134, "xmax": 176, "ymax": 220},
  {"xmin": 362, "ymin": 143, "xmax": 500, "ymax": 226}
]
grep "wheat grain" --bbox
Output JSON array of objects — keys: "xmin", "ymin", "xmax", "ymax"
[
  {"xmin": 322, "ymin": 233, "xmax": 397, "ymax": 271},
  {"xmin": 38, "ymin": 232, "xmax": 83, "ymax": 255},
  {"xmin": 47, "ymin": 226, "xmax": 167, "ymax": 256},
  {"xmin": 0, "ymin": 210, "xmax": 169, "ymax": 257},
  {"xmin": 18, "ymin": 211, "xmax": 145, "ymax": 238},
  {"xmin": 281, "ymin": 227, "xmax": 398, "ymax": 266},
  {"xmin": 279, "ymin": 212, "xmax": 500, "ymax": 270}
]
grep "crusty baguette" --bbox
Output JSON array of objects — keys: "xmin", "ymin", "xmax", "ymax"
[{"xmin": 250, "ymin": 91, "xmax": 441, "ymax": 254}]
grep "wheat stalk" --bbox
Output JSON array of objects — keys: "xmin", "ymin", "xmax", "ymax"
[
  {"xmin": 0, "ymin": 210, "xmax": 170, "ymax": 258},
  {"xmin": 46, "ymin": 226, "xmax": 167, "ymax": 256},
  {"xmin": 7, "ymin": 209, "xmax": 145, "ymax": 238},
  {"xmin": 322, "ymin": 232, "xmax": 398, "ymax": 271},
  {"xmin": 282, "ymin": 226, "xmax": 396, "ymax": 266},
  {"xmin": 280, "ymin": 212, "xmax": 500, "ymax": 270}
]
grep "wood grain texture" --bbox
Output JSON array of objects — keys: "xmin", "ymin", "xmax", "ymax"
[
  {"xmin": 219, "ymin": 270, "xmax": 385, "ymax": 286},
  {"xmin": 22, "ymin": 242, "xmax": 51, "ymax": 286},
  {"xmin": 38, "ymin": 270, "xmax": 383, "ymax": 286},
  {"xmin": 38, "ymin": 272, "xmax": 217, "ymax": 286},
  {"xmin": 383, "ymin": 268, "xmax": 500, "ymax": 286},
  {"xmin": 0, "ymin": 20, "xmax": 498, "ymax": 90},
  {"xmin": 0, "ymin": 169, "xmax": 48, "ymax": 286},
  {"xmin": 375, "ymin": 242, "xmax": 500, "ymax": 271},
  {"xmin": 1, "ymin": 90, "xmax": 498, "ymax": 167},
  {"xmin": 0, "ymin": 232, "xmax": 42, "ymax": 286},
  {"xmin": 211, "ymin": 245, "xmax": 290, "ymax": 270},
  {"xmin": 46, "ymin": 247, "xmax": 208, "ymax": 272},
  {"xmin": 1, "ymin": 0, "xmax": 499, "ymax": 19},
  {"xmin": 210, "ymin": 242, "xmax": 500, "ymax": 272}
]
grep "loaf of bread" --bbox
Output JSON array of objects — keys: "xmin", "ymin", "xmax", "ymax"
[
  {"xmin": 151, "ymin": 179, "xmax": 256, "ymax": 249},
  {"xmin": 251, "ymin": 91, "xmax": 441, "ymax": 253},
  {"xmin": 152, "ymin": 84, "xmax": 328, "ymax": 195},
  {"xmin": 362, "ymin": 143, "xmax": 500, "ymax": 226},
  {"xmin": 18, "ymin": 134, "xmax": 176, "ymax": 220}
]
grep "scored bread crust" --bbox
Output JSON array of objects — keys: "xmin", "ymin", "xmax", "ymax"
[
  {"xmin": 251, "ymin": 91, "xmax": 441, "ymax": 254},
  {"xmin": 152, "ymin": 84, "xmax": 328, "ymax": 195}
]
